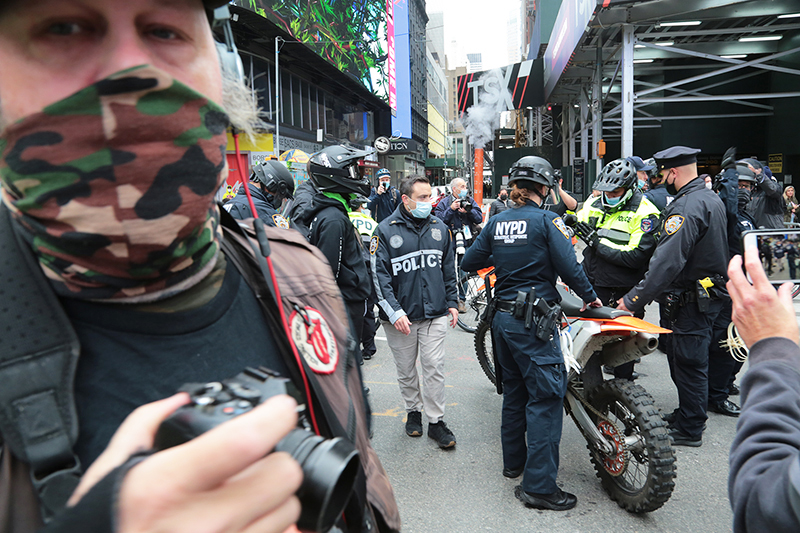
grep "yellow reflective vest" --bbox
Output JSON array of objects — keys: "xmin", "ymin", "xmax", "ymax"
[{"xmin": 577, "ymin": 190, "xmax": 661, "ymax": 287}]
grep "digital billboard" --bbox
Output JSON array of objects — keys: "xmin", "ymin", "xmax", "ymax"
[
  {"xmin": 234, "ymin": 0, "xmax": 394, "ymax": 110},
  {"xmin": 456, "ymin": 60, "xmax": 544, "ymax": 115},
  {"xmin": 391, "ymin": 0, "xmax": 411, "ymax": 137}
]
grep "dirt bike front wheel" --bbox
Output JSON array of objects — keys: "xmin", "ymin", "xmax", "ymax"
[
  {"xmin": 474, "ymin": 320, "xmax": 496, "ymax": 385},
  {"xmin": 587, "ymin": 379, "xmax": 676, "ymax": 513}
]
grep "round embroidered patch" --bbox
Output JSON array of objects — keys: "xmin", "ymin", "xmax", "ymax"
[
  {"xmin": 289, "ymin": 307, "xmax": 338, "ymax": 374},
  {"xmin": 665, "ymin": 215, "xmax": 685, "ymax": 235},
  {"xmin": 640, "ymin": 215, "xmax": 657, "ymax": 234},
  {"xmin": 390, "ymin": 234, "xmax": 404, "ymax": 249},
  {"xmin": 272, "ymin": 214, "xmax": 290, "ymax": 229}
]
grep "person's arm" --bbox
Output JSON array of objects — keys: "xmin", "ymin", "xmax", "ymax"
[
  {"xmin": 466, "ymin": 198, "xmax": 483, "ymax": 224},
  {"xmin": 546, "ymin": 216, "xmax": 597, "ymax": 304},
  {"xmin": 311, "ymin": 217, "xmax": 346, "ymax": 281},
  {"xmin": 371, "ymin": 228, "xmax": 405, "ymax": 325},
  {"xmin": 758, "ymin": 176, "xmax": 782, "ymax": 199},
  {"xmin": 593, "ymin": 214, "xmax": 659, "ymax": 269},
  {"xmin": 560, "ymin": 189, "xmax": 578, "ymax": 212},
  {"xmin": 440, "ymin": 226, "xmax": 459, "ymax": 311},
  {"xmin": 45, "ymin": 394, "xmax": 302, "ymax": 533},
  {"xmin": 727, "ymin": 246, "xmax": 800, "ymax": 533}
]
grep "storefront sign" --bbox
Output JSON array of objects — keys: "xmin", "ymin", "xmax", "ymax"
[{"xmin": 769, "ymin": 153, "xmax": 783, "ymax": 174}]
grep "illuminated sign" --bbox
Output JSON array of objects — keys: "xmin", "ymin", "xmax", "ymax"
[
  {"xmin": 542, "ymin": 0, "xmax": 598, "ymax": 100},
  {"xmin": 456, "ymin": 60, "xmax": 544, "ymax": 114},
  {"xmin": 233, "ymin": 0, "xmax": 391, "ymax": 103},
  {"xmin": 391, "ymin": 0, "xmax": 412, "ymax": 137}
]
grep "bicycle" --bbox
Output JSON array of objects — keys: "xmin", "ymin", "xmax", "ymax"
[{"xmin": 456, "ymin": 268, "xmax": 495, "ymax": 333}]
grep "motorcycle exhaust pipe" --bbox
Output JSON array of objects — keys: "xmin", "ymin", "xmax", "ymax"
[{"xmin": 601, "ymin": 332, "xmax": 659, "ymax": 369}]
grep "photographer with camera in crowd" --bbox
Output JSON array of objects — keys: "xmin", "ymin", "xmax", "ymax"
[
  {"xmin": 0, "ymin": 2, "xmax": 399, "ymax": 532},
  {"xmin": 434, "ymin": 178, "xmax": 482, "ymax": 311}
]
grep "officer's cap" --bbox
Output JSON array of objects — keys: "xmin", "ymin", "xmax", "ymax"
[
  {"xmin": 626, "ymin": 156, "xmax": 655, "ymax": 172},
  {"xmin": 653, "ymin": 146, "xmax": 702, "ymax": 171}
]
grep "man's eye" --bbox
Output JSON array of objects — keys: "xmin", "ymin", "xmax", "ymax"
[
  {"xmin": 149, "ymin": 27, "xmax": 178, "ymax": 40},
  {"xmin": 47, "ymin": 22, "xmax": 83, "ymax": 36}
]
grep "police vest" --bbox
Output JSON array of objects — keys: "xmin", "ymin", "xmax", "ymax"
[
  {"xmin": 577, "ymin": 194, "xmax": 660, "ymax": 253},
  {"xmin": 349, "ymin": 211, "xmax": 378, "ymax": 244}
]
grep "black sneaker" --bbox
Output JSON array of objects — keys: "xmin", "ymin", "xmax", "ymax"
[
  {"xmin": 729, "ymin": 383, "xmax": 740, "ymax": 396},
  {"xmin": 668, "ymin": 428, "xmax": 702, "ymax": 447},
  {"xmin": 515, "ymin": 486, "xmax": 577, "ymax": 511},
  {"xmin": 405, "ymin": 411, "xmax": 422, "ymax": 437},
  {"xmin": 428, "ymin": 421, "xmax": 456, "ymax": 449}
]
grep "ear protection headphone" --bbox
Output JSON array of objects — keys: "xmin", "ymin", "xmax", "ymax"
[{"xmin": 212, "ymin": 6, "xmax": 245, "ymax": 86}]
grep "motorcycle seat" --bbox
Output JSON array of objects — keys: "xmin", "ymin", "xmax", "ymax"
[{"xmin": 556, "ymin": 285, "xmax": 633, "ymax": 319}]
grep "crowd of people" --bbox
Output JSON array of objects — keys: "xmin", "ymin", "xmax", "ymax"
[{"xmin": 0, "ymin": 1, "xmax": 797, "ymax": 532}]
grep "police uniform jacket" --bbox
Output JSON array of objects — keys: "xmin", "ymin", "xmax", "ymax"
[
  {"xmin": 461, "ymin": 199, "xmax": 596, "ymax": 304},
  {"xmin": 225, "ymin": 183, "xmax": 289, "ymax": 228},
  {"xmin": 349, "ymin": 210, "xmax": 379, "ymax": 263},
  {"xmin": 371, "ymin": 205, "xmax": 458, "ymax": 323},
  {"xmin": 645, "ymin": 184, "xmax": 673, "ymax": 212},
  {"xmin": 622, "ymin": 178, "xmax": 728, "ymax": 313},
  {"xmin": 577, "ymin": 189, "xmax": 660, "ymax": 288}
]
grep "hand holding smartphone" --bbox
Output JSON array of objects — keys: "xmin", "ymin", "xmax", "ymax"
[{"xmin": 741, "ymin": 228, "xmax": 800, "ymax": 285}]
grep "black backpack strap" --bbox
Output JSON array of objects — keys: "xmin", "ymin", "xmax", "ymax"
[{"xmin": 0, "ymin": 205, "xmax": 82, "ymax": 522}]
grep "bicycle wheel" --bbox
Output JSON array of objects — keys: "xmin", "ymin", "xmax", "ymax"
[
  {"xmin": 457, "ymin": 274, "xmax": 488, "ymax": 333},
  {"xmin": 474, "ymin": 320, "xmax": 496, "ymax": 384}
]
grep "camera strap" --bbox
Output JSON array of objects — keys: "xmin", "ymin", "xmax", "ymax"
[{"xmin": 0, "ymin": 204, "xmax": 82, "ymax": 522}]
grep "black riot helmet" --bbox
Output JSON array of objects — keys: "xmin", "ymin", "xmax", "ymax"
[
  {"xmin": 252, "ymin": 160, "xmax": 295, "ymax": 202},
  {"xmin": 308, "ymin": 145, "xmax": 372, "ymax": 197},
  {"xmin": 594, "ymin": 159, "xmax": 637, "ymax": 192},
  {"xmin": 507, "ymin": 156, "xmax": 556, "ymax": 190},
  {"xmin": 736, "ymin": 163, "xmax": 757, "ymax": 183}
]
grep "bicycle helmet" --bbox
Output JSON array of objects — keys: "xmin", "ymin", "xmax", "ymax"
[
  {"xmin": 507, "ymin": 156, "xmax": 555, "ymax": 190},
  {"xmin": 594, "ymin": 159, "xmax": 637, "ymax": 192},
  {"xmin": 308, "ymin": 145, "xmax": 372, "ymax": 196},
  {"xmin": 252, "ymin": 160, "xmax": 295, "ymax": 200},
  {"xmin": 376, "ymin": 168, "xmax": 391, "ymax": 180}
]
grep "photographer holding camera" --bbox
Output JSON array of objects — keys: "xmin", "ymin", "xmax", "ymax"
[
  {"xmin": 434, "ymin": 178, "xmax": 483, "ymax": 310},
  {"xmin": 0, "ymin": 2, "xmax": 399, "ymax": 532}
]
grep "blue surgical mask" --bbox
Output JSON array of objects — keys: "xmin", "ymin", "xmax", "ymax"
[
  {"xmin": 458, "ymin": 189, "xmax": 468, "ymax": 199},
  {"xmin": 604, "ymin": 193, "xmax": 622, "ymax": 206},
  {"xmin": 638, "ymin": 179, "xmax": 646, "ymax": 189},
  {"xmin": 411, "ymin": 200, "xmax": 432, "ymax": 219}
]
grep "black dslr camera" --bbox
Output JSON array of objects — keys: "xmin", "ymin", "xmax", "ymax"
[
  {"xmin": 154, "ymin": 367, "xmax": 360, "ymax": 533},
  {"xmin": 462, "ymin": 196, "xmax": 473, "ymax": 211}
]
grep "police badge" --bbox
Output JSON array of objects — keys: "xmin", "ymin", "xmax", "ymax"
[
  {"xmin": 369, "ymin": 235, "xmax": 379, "ymax": 255},
  {"xmin": 431, "ymin": 228, "xmax": 442, "ymax": 241},
  {"xmin": 665, "ymin": 215, "xmax": 684, "ymax": 235}
]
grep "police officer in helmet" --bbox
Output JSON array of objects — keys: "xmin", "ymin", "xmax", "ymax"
[
  {"xmin": 462, "ymin": 155, "xmax": 600, "ymax": 511},
  {"xmin": 226, "ymin": 160, "xmax": 294, "ymax": 227},
  {"xmin": 574, "ymin": 158, "xmax": 660, "ymax": 380},
  {"xmin": 618, "ymin": 146, "xmax": 729, "ymax": 447}
]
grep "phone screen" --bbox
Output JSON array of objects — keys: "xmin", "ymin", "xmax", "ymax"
[{"xmin": 742, "ymin": 229, "xmax": 800, "ymax": 285}]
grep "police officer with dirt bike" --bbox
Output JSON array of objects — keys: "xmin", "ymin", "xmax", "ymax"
[
  {"xmin": 462, "ymin": 156, "xmax": 601, "ymax": 512},
  {"xmin": 617, "ymin": 146, "xmax": 729, "ymax": 448}
]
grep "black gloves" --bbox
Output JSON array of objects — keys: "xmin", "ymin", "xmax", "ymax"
[
  {"xmin": 721, "ymin": 146, "xmax": 737, "ymax": 170},
  {"xmin": 574, "ymin": 221, "xmax": 598, "ymax": 248}
]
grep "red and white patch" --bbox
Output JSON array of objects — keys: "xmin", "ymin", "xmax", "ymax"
[{"xmin": 289, "ymin": 307, "xmax": 339, "ymax": 374}]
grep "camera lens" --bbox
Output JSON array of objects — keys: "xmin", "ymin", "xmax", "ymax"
[{"xmin": 275, "ymin": 429, "xmax": 360, "ymax": 532}]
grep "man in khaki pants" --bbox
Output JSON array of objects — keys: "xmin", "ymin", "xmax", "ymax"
[{"xmin": 371, "ymin": 176, "xmax": 459, "ymax": 449}]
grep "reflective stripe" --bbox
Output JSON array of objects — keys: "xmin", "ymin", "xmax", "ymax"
[{"xmin": 598, "ymin": 228, "xmax": 631, "ymax": 243}]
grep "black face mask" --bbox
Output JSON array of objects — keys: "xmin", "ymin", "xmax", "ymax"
[
  {"xmin": 738, "ymin": 188, "xmax": 751, "ymax": 210},
  {"xmin": 664, "ymin": 171, "xmax": 678, "ymax": 195},
  {"xmin": 499, "ymin": 194, "xmax": 508, "ymax": 201}
]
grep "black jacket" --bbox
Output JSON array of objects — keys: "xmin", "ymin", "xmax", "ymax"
[
  {"xmin": 367, "ymin": 186, "xmax": 402, "ymax": 222},
  {"xmin": 729, "ymin": 337, "xmax": 800, "ymax": 533},
  {"xmin": 308, "ymin": 193, "xmax": 370, "ymax": 303},
  {"xmin": 284, "ymin": 180, "xmax": 317, "ymax": 236},
  {"xmin": 225, "ymin": 184, "xmax": 286, "ymax": 227},
  {"xmin": 461, "ymin": 199, "xmax": 596, "ymax": 304},
  {"xmin": 488, "ymin": 198, "xmax": 513, "ymax": 218},
  {"xmin": 434, "ymin": 194, "xmax": 483, "ymax": 232},
  {"xmin": 371, "ymin": 206, "xmax": 458, "ymax": 323},
  {"xmin": 747, "ymin": 175, "xmax": 785, "ymax": 229},
  {"xmin": 623, "ymin": 178, "xmax": 729, "ymax": 313}
]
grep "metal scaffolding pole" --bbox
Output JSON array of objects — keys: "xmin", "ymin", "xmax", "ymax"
[
  {"xmin": 527, "ymin": 108, "xmax": 534, "ymax": 147},
  {"xmin": 568, "ymin": 104, "xmax": 576, "ymax": 164},
  {"xmin": 621, "ymin": 24, "xmax": 634, "ymax": 158},
  {"xmin": 561, "ymin": 107, "xmax": 569, "ymax": 167},
  {"xmin": 593, "ymin": 44, "xmax": 604, "ymax": 171},
  {"xmin": 579, "ymin": 90, "xmax": 589, "ymax": 161},
  {"xmin": 535, "ymin": 108, "xmax": 543, "ymax": 147}
]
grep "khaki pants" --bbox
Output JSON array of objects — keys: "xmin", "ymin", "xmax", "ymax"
[{"xmin": 383, "ymin": 316, "xmax": 448, "ymax": 424}]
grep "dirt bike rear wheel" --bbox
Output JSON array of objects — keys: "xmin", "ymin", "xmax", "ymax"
[
  {"xmin": 474, "ymin": 320, "xmax": 496, "ymax": 385},
  {"xmin": 587, "ymin": 379, "xmax": 676, "ymax": 513}
]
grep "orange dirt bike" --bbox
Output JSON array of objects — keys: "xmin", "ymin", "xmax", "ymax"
[{"xmin": 475, "ymin": 276, "xmax": 677, "ymax": 513}]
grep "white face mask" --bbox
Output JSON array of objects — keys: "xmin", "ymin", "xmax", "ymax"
[{"xmin": 705, "ymin": 182, "xmax": 713, "ymax": 189}]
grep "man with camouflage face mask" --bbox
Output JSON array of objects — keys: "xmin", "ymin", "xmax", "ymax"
[{"xmin": 0, "ymin": 2, "xmax": 399, "ymax": 533}]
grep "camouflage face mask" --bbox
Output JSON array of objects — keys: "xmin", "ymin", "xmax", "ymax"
[{"xmin": 0, "ymin": 65, "xmax": 230, "ymax": 302}]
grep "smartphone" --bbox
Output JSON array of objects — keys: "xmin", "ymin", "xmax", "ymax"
[{"xmin": 741, "ymin": 228, "xmax": 800, "ymax": 285}]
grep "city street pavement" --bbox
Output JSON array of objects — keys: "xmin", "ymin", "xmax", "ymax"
[{"xmin": 362, "ymin": 300, "xmax": 767, "ymax": 533}]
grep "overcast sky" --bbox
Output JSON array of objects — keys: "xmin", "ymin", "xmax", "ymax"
[{"xmin": 426, "ymin": 0, "xmax": 524, "ymax": 71}]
